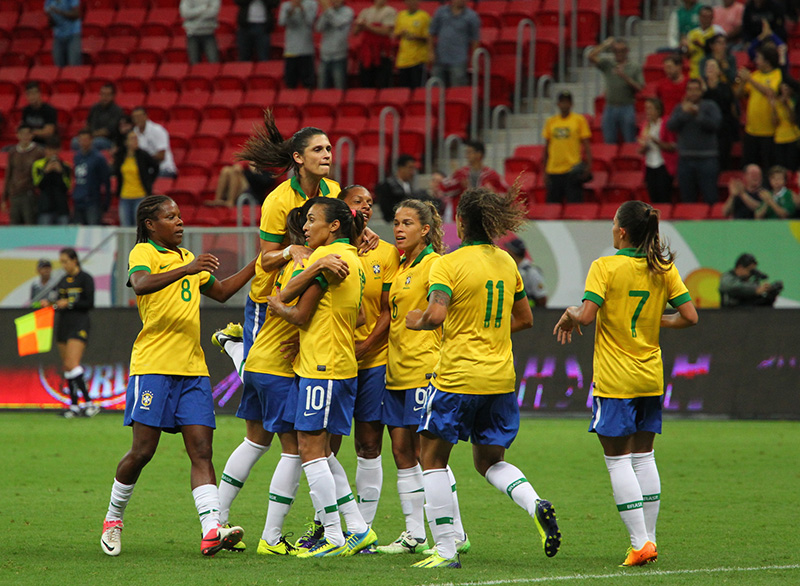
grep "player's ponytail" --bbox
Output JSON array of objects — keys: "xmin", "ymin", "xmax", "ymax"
[
  {"xmin": 616, "ymin": 200, "xmax": 675, "ymax": 274},
  {"xmin": 394, "ymin": 199, "xmax": 445, "ymax": 254},
  {"xmin": 135, "ymin": 195, "xmax": 173, "ymax": 244},
  {"xmin": 286, "ymin": 199, "xmax": 316, "ymax": 246}
]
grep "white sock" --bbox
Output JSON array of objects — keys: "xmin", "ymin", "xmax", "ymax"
[
  {"xmin": 446, "ymin": 465, "xmax": 467, "ymax": 541},
  {"xmin": 356, "ymin": 455, "xmax": 383, "ymax": 526},
  {"xmin": 192, "ymin": 484, "xmax": 221, "ymax": 535},
  {"xmin": 105, "ymin": 479, "xmax": 135, "ymax": 522},
  {"xmin": 485, "ymin": 461, "xmax": 540, "ymax": 517},
  {"xmin": 219, "ymin": 438, "xmax": 270, "ymax": 525},
  {"xmin": 224, "ymin": 340, "xmax": 246, "ymax": 383},
  {"xmin": 261, "ymin": 454, "xmax": 302, "ymax": 545},
  {"xmin": 328, "ymin": 454, "xmax": 368, "ymax": 534},
  {"xmin": 605, "ymin": 454, "xmax": 649, "ymax": 549},
  {"xmin": 303, "ymin": 457, "xmax": 344, "ymax": 547},
  {"xmin": 397, "ymin": 464, "xmax": 426, "ymax": 540},
  {"xmin": 423, "ymin": 468, "xmax": 457, "ymax": 559},
  {"xmin": 632, "ymin": 450, "xmax": 661, "ymax": 543}
]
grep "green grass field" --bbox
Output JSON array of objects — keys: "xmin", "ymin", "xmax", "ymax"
[{"xmin": 2, "ymin": 413, "xmax": 798, "ymax": 586}]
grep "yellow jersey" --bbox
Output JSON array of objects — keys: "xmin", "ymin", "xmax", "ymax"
[
  {"xmin": 386, "ymin": 244, "xmax": 441, "ymax": 390},
  {"xmin": 582, "ymin": 248, "xmax": 691, "ymax": 399},
  {"xmin": 120, "ymin": 156, "xmax": 146, "ymax": 199},
  {"xmin": 294, "ymin": 239, "xmax": 365, "ymax": 380},
  {"xmin": 542, "ymin": 112, "xmax": 591, "ymax": 175},
  {"xmin": 394, "ymin": 9, "xmax": 430, "ymax": 69},
  {"xmin": 244, "ymin": 258, "xmax": 306, "ymax": 378},
  {"xmin": 249, "ymin": 176, "xmax": 341, "ymax": 303},
  {"xmin": 774, "ymin": 98, "xmax": 800, "ymax": 144},
  {"xmin": 356, "ymin": 239, "xmax": 400, "ymax": 370},
  {"xmin": 744, "ymin": 69, "xmax": 783, "ymax": 137},
  {"xmin": 428, "ymin": 243, "xmax": 526, "ymax": 395},
  {"xmin": 127, "ymin": 240, "xmax": 215, "ymax": 376}
]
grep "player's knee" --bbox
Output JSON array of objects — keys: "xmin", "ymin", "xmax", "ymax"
[
  {"xmin": 473, "ymin": 454, "xmax": 501, "ymax": 477},
  {"xmin": 355, "ymin": 437, "xmax": 381, "ymax": 459}
]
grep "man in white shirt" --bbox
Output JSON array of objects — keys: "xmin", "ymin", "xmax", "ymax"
[{"xmin": 131, "ymin": 107, "xmax": 177, "ymax": 178}]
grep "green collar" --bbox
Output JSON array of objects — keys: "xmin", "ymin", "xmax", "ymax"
[
  {"xmin": 402, "ymin": 243, "xmax": 435, "ymax": 268},
  {"xmin": 459, "ymin": 240, "xmax": 493, "ymax": 248},
  {"xmin": 331, "ymin": 238, "xmax": 350, "ymax": 245},
  {"xmin": 615, "ymin": 247, "xmax": 647, "ymax": 258},
  {"xmin": 148, "ymin": 239, "xmax": 182, "ymax": 254},
  {"xmin": 290, "ymin": 175, "xmax": 330, "ymax": 199}
]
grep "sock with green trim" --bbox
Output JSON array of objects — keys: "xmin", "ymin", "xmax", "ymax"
[
  {"xmin": 485, "ymin": 461, "xmax": 540, "ymax": 518},
  {"xmin": 105, "ymin": 478, "xmax": 135, "ymax": 522},
  {"xmin": 446, "ymin": 465, "xmax": 468, "ymax": 541},
  {"xmin": 219, "ymin": 437, "xmax": 270, "ymax": 525},
  {"xmin": 397, "ymin": 464, "xmax": 426, "ymax": 540},
  {"xmin": 631, "ymin": 450, "xmax": 660, "ymax": 544},
  {"xmin": 263, "ymin": 453, "xmax": 302, "ymax": 545},
  {"xmin": 605, "ymin": 454, "xmax": 648, "ymax": 549},
  {"xmin": 328, "ymin": 454, "xmax": 368, "ymax": 534},
  {"xmin": 193, "ymin": 484, "xmax": 221, "ymax": 536},
  {"xmin": 223, "ymin": 340, "xmax": 245, "ymax": 383},
  {"xmin": 423, "ymin": 468, "xmax": 457, "ymax": 559},
  {"xmin": 355, "ymin": 455, "xmax": 382, "ymax": 526},
  {"xmin": 303, "ymin": 457, "xmax": 344, "ymax": 547}
]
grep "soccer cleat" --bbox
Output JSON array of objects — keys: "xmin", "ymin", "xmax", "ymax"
[
  {"xmin": 257, "ymin": 535, "xmax": 298, "ymax": 555},
  {"xmin": 620, "ymin": 541, "xmax": 658, "ymax": 567},
  {"xmin": 296, "ymin": 537, "xmax": 346, "ymax": 558},
  {"xmin": 221, "ymin": 523, "xmax": 246, "ymax": 552},
  {"xmin": 411, "ymin": 553, "xmax": 461, "ymax": 568},
  {"xmin": 201, "ymin": 524, "xmax": 244, "ymax": 557},
  {"xmin": 83, "ymin": 404, "xmax": 101, "ymax": 417},
  {"xmin": 534, "ymin": 499, "xmax": 561, "ymax": 557},
  {"xmin": 62, "ymin": 405, "xmax": 81, "ymax": 418},
  {"xmin": 101, "ymin": 519, "xmax": 123, "ymax": 556},
  {"xmin": 212, "ymin": 323, "xmax": 243, "ymax": 352},
  {"xmin": 340, "ymin": 528, "xmax": 378, "ymax": 556},
  {"xmin": 295, "ymin": 520, "xmax": 324, "ymax": 553},
  {"xmin": 422, "ymin": 534, "xmax": 470, "ymax": 556},
  {"xmin": 377, "ymin": 530, "xmax": 429, "ymax": 554}
]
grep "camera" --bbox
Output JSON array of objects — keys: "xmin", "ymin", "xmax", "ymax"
[
  {"xmin": 771, "ymin": 281, "xmax": 784, "ymax": 294},
  {"xmin": 752, "ymin": 269, "xmax": 769, "ymax": 281}
]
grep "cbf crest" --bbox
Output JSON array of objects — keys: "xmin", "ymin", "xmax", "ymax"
[
  {"xmin": 372, "ymin": 263, "xmax": 381, "ymax": 275},
  {"xmin": 140, "ymin": 391, "xmax": 154, "ymax": 410}
]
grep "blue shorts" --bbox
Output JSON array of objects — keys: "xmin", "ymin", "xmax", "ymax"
[
  {"xmin": 588, "ymin": 395, "xmax": 663, "ymax": 437},
  {"xmin": 124, "ymin": 374, "xmax": 215, "ymax": 433},
  {"xmin": 236, "ymin": 297, "xmax": 269, "ymax": 421},
  {"xmin": 243, "ymin": 371, "xmax": 295, "ymax": 434},
  {"xmin": 382, "ymin": 387, "xmax": 428, "ymax": 428},
  {"xmin": 419, "ymin": 385, "xmax": 519, "ymax": 448},
  {"xmin": 284, "ymin": 376, "xmax": 357, "ymax": 436},
  {"xmin": 353, "ymin": 365, "xmax": 386, "ymax": 423}
]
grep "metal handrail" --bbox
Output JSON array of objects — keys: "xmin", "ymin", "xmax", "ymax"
[
  {"xmin": 625, "ymin": 16, "xmax": 643, "ymax": 67},
  {"xmin": 570, "ymin": 0, "xmax": 578, "ymax": 74},
  {"xmin": 558, "ymin": 0, "xmax": 566, "ymax": 81},
  {"xmin": 613, "ymin": 0, "xmax": 621, "ymax": 37},
  {"xmin": 490, "ymin": 105, "xmax": 512, "ymax": 172},
  {"xmin": 514, "ymin": 19, "xmax": 535, "ymax": 115},
  {"xmin": 441, "ymin": 134, "xmax": 464, "ymax": 168},
  {"xmin": 535, "ymin": 75, "xmax": 553, "ymax": 145},
  {"xmin": 377, "ymin": 106, "xmax": 400, "ymax": 183},
  {"xmin": 470, "ymin": 47, "xmax": 491, "ymax": 140},
  {"xmin": 235, "ymin": 192, "xmax": 258, "ymax": 228},
  {"xmin": 333, "ymin": 136, "xmax": 355, "ymax": 186},
  {"xmin": 425, "ymin": 76, "xmax": 445, "ymax": 173}
]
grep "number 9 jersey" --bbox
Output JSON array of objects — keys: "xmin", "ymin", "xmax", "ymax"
[
  {"xmin": 127, "ymin": 241, "xmax": 216, "ymax": 377},
  {"xmin": 583, "ymin": 248, "xmax": 691, "ymax": 399}
]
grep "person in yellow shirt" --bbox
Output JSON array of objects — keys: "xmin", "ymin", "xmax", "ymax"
[
  {"xmin": 100, "ymin": 195, "xmax": 256, "ymax": 558},
  {"xmin": 407, "ymin": 187, "xmax": 560, "ymax": 569},
  {"xmin": 770, "ymin": 82, "xmax": 800, "ymax": 170},
  {"xmin": 393, "ymin": 0, "xmax": 430, "ymax": 88},
  {"xmin": 542, "ymin": 91, "xmax": 593, "ymax": 203},
  {"xmin": 554, "ymin": 200, "xmax": 698, "ymax": 568},
  {"xmin": 685, "ymin": 6, "xmax": 724, "ymax": 79},
  {"xmin": 268, "ymin": 197, "xmax": 377, "ymax": 557},
  {"xmin": 112, "ymin": 131, "xmax": 159, "ymax": 227}
]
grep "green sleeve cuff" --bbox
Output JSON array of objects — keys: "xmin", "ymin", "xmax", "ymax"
[
  {"xmin": 514, "ymin": 289, "xmax": 527, "ymax": 302},
  {"xmin": 260, "ymin": 230, "xmax": 284, "ymax": 243},
  {"xmin": 669, "ymin": 292, "xmax": 692, "ymax": 308},
  {"xmin": 583, "ymin": 291, "xmax": 604, "ymax": 307},
  {"xmin": 382, "ymin": 283, "xmax": 391, "ymax": 292},
  {"xmin": 128, "ymin": 265, "xmax": 151, "ymax": 277},
  {"xmin": 199, "ymin": 274, "xmax": 216, "ymax": 293},
  {"xmin": 314, "ymin": 274, "xmax": 329, "ymax": 290},
  {"xmin": 292, "ymin": 269, "xmax": 304, "ymax": 279},
  {"xmin": 428, "ymin": 283, "xmax": 452, "ymax": 299}
]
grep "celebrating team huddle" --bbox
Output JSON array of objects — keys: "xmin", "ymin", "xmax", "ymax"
[{"xmin": 100, "ymin": 113, "xmax": 697, "ymax": 570}]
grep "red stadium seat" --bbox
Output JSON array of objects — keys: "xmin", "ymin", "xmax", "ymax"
[
  {"xmin": 598, "ymin": 201, "xmax": 622, "ymax": 220},
  {"xmin": 146, "ymin": 90, "xmax": 180, "ymax": 110},
  {"xmin": 155, "ymin": 62, "xmax": 190, "ymax": 81},
  {"xmin": 612, "ymin": 143, "xmax": 644, "ymax": 171},
  {"xmin": 168, "ymin": 119, "xmax": 200, "ymax": 142},
  {"xmin": 122, "ymin": 63, "xmax": 158, "ymax": 83},
  {"xmin": 672, "ymin": 203, "xmax": 710, "ymax": 220},
  {"xmin": 527, "ymin": 203, "xmax": 562, "ymax": 220},
  {"xmin": 650, "ymin": 202, "xmax": 673, "ymax": 220},
  {"xmin": 214, "ymin": 76, "xmax": 247, "ymax": 92},
  {"xmin": 197, "ymin": 119, "xmax": 233, "ymax": 137},
  {"xmin": 709, "ymin": 202, "xmax": 727, "ymax": 219},
  {"xmin": 584, "ymin": 171, "xmax": 609, "ymax": 201},
  {"xmin": 562, "ymin": 202, "xmax": 600, "ymax": 220}
]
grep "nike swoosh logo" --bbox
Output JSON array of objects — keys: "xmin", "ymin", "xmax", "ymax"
[
  {"xmin": 160, "ymin": 265, "xmax": 171, "ymax": 270},
  {"xmin": 303, "ymin": 411, "xmax": 317, "ymax": 416},
  {"xmin": 102, "ymin": 539, "xmax": 114, "ymax": 552},
  {"xmin": 413, "ymin": 406, "xmax": 424, "ymax": 411}
]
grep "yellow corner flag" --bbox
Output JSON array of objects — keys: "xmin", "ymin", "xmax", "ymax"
[{"xmin": 15, "ymin": 306, "xmax": 55, "ymax": 356}]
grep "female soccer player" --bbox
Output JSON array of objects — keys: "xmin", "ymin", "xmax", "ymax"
[
  {"xmin": 553, "ymin": 200, "xmax": 698, "ymax": 567},
  {"xmin": 101, "ymin": 195, "xmax": 256, "ymax": 558},
  {"xmin": 267, "ymin": 197, "xmax": 377, "ymax": 558},
  {"xmin": 51, "ymin": 247, "xmax": 97, "ymax": 418},
  {"xmin": 407, "ymin": 187, "xmax": 561, "ymax": 569}
]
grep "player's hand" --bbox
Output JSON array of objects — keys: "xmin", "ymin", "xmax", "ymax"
[
  {"xmin": 279, "ymin": 335, "xmax": 300, "ymax": 362},
  {"xmin": 319, "ymin": 254, "xmax": 349, "ymax": 280},
  {"xmin": 359, "ymin": 227, "xmax": 380, "ymax": 255},
  {"xmin": 553, "ymin": 310, "xmax": 582, "ymax": 345},
  {"xmin": 289, "ymin": 244, "xmax": 313, "ymax": 265},
  {"xmin": 186, "ymin": 253, "xmax": 219, "ymax": 275},
  {"xmin": 55, "ymin": 299, "xmax": 70, "ymax": 310},
  {"xmin": 266, "ymin": 294, "xmax": 287, "ymax": 317},
  {"xmin": 405, "ymin": 309, "xmax": 424, "ymax": 330},
  {"xmin": 355, "ymin": 340, "xmax": 369, "ymax": 360}
]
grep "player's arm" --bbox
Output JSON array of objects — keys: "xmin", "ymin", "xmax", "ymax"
[
  {"xmin": 203, "ymin": 257, "xmax": 257, "ymax": 303},
  {"xmin": 260, "ymin": 239, "xmax": 311, "ymax": 272},
  {"xmin": 406, "ymin": 289, "xmax": 449, "ymax": 331},
  {"xmin": 357, "ymin": 303, "xmax": 367, "ymax": 328},
  {"xmin": 553, "ymin": 299, "xmax": 600, "ymax": 344},
  {"xmin": 267, "ymin": 282, "xmax": 325, "ymax": 326},
  {"xmin": 280, "ymin": 254, "xmax": 350, "ymax": 303},
  {"xmin": 510, "ymin": 296, "xmax": 533, "ymax": 333},
  {"xmin": 129, "ymin": 253, "xmax": 221, "ymax": 295},
  {"xmin": 355, "ymin": 290, "xmax": 390, "ymax": 359},
  {"xmin": 661, "ymin": 300, "xmax": 699, "ymax": 329}
]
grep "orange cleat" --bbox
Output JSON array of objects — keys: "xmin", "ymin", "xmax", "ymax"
[{"xmin": 620, "ymin": 540, "xmax": 657, "ymax": 567}]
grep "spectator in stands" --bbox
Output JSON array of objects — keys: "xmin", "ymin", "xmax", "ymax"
[
  {"xmin": 428, "ymin": 0, "xmax": 480, "ymax": 88},
  {"xmin": 435, "ymin": 140, "xmax": 507, "ymax": 214},
  {"xmin": 638, "ymin": 97, "xmax": 677, "ymax": 203},
  {"xmin": 719, "ymin": 252, "xmax": 782, "ymax": 307},
  {"xmin": 30, "ymin": 259, "xmax": 57, "ymax": 307},
  {"xmin": 235, "ymin": 0, "xmax": 279, "ymax": 61},
  {"xmin": 505, "ymin": 238, "xmax": 548, "ymax": 308},
  {"xmin": 736, "ymin": 44, "xmax": 782, "ymax": 169},
  {"xmin": 667, "ymin": 78, "xmax": 722, "ymax": 203},
  {"xmin": 667, "ymin": 0, "xmax": 702, "ymax": 49},
  {"xmin": 113, "ymin": 132, "xmax": 160, "ymax": 227},
  {"xmin": 115, "ymin": 115, "xmax": 133, "ymax": 154},
  {"xmin": 1, "ymin": 125, "xmax": 44, "ymax": 225},
  {"xmin": 375, "ymin": 153, "xmax": 436, "ymax": 220},
  {"xmin": 205, "ymin": 162, "xmax": 275, "ymax": 206},
  {"xmin": 354, "ymin": 0, "xmax": 397, "ymax": 88},
  {"xmin": 771, "ymin": 81, "xmax": 800, "ymax": 170},
  {"xmin": 72, "ymin": 128, "xmax": 111, "ymax": 225},
  {"xmin": 755, "ymin": 164, "xmax": 799, "ymax": 218},
  {"xmin": 722, "ymin": 164, "xmax": 764, "ymax": 218},
  {"xmin": 703, "ymin": 59, "xmax": 740, "ymax": 172},
  {"xmin": 278, "ymin": 0, "xmax": 317, "ymax": 89},
  {"xmin": 131, "ymin": 107, "xmax": 178, "ymax": 178},
  {"xmin": 588, "ymin": 37, "xmax": 644, "ymax": 144},
  {"xmin": 393, "ymin": 0, "xmax": 431, "ymax": 89},
  {"xmin": 714, "ymin": 0, "xmax": 745, "ymax": 45},
  {"xmin": 699, "ymin": 34, "xmax": 737, "ymax": 85},
  {"xmin": 542, "ymin": 91, "xmax": 593, "ymax": 204},
  {"xmin": 71, "ymin": 83, "xmax": 122, "ymax": 152},
  {"xmin": 180, "ymin": 0, "xmax": 221, "ymax": 64},
  {"xmin": 315, "ymin": 0, "xmax": 354, "ymax": 90},
  {"xmin": 746, "ymin": 19, "xmax": 788, "ymax": 72},
  {"xmin": 21, "ymin": 82, "xmax": 58, "ymax": 147},
  {"xmin": 45, "ymin": 0, "xmax": 82, "ymax": 67},
  {"xmin": 33, "ymin": 137, "xmax": 71, "ymax": 225},
  {"xmin": 686, "ymin": 6, "xmax": 726, "ymax": 79},
  {"xmin": 656, "ymin": 54, "xmax": 689, "ymax": 118},
  {"xmin": 742, "ymin": 0, "xmax": 786, "ymax": 42}
]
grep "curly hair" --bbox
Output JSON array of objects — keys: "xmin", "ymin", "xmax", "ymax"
[{"xmin": 456, "ymin": 184, "xmax": 526, "ymax": 243}]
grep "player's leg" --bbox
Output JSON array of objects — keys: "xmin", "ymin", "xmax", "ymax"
[
  {"xmin": 259, "ymin": 431, "xmax": 301, "ymax": 554},
  {"xmin": 352, "ymin": 365, "xmax": 386, "ymax": 526},
  {"xmin": 57, "ymin": 341, "xmax": 79, "ymax": 415},
  {"xmin": 218, "ymin": 420, "xmax": 272, "ymax": 525},
  {"xmin": 64, "ymin": 338, "xmax": 93, "ymax": 413},
  {"xmin": 298, "ymin": 429, "xmax": 346, "ymax": 550},
  {"xmin": 631, "ymin": 431, "xmax": 659, "ymax": 544}
]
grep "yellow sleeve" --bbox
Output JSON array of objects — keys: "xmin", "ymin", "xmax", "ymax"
[
  {"xmin": 382, "ymin": 245, "xmax": 401, "ymax": 292},
  {"xmin": 303, "ymin": 247, "xmax": 329, "ymax": 289},
  {"xmin": 666, "ymin": 264, "xmax": 691, "ymax": 307},
  {"xmin": 128, "ymin": 244, "xmax": 154, "ymax": 276},
  {"xmin": 579, "ymin": 115, "xmax": 592, "ymax": 140},
  {"xmin": 582, "ymin": 259, "xmax": 607, "ymax": 307},
  {"xmin": 427, "ymin": 255, "xmax": 453, "ymax": 299},
  {"xmin": 259, "ymin": 193, "xmax": 289, "ymax": 244},
  {"xmin": 542, "ymin": 117, "xmax": 552, "ymax": 141}
]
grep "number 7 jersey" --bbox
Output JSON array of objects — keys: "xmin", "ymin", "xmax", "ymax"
[{"xmin": 583, "ymin": 248, "xmax": 691, "ymax": 399}]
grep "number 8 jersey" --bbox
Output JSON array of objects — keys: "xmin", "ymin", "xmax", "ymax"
[
  {"xmin": 427, "ymin": 242, "xmax": 526, "ymax": 395},
  {"xmin": 583, "ymin": 248, "xmax": 691, "ymax": 399},
  {"xmin": 127, "ymin": 240, "xmax": 216, "ymax": 377}
]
